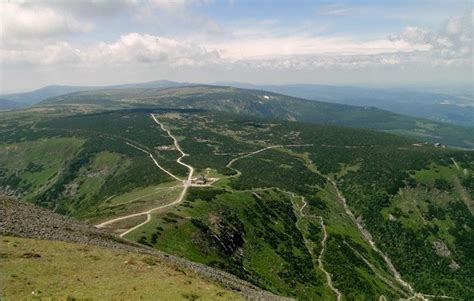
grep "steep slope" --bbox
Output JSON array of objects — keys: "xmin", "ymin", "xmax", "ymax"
[
  {"xmin": 0, "ymin": 196, "xmax": 291, "ymax": 301},
  {"xmin": 1, "ymin": 108, "xmax": 472, "ymax": 300},
  {"xmin": 122, "ymin": 111, "xmax": 473, "ymax": 300},
  {"xmin": 39, "ymin": 85, "xmax": 474, "ymax": 148}
]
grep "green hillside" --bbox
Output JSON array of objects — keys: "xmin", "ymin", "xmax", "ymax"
[
  {"xmin": 39, "ymin": 86, "xmax": 474, "ymax": 148},
  {"xmin": 0, "ymin": 235, "xmax": 243, "ymax": 300},
  {"xmin": 1, "ymin": 107, "xmax": 472, "ymax": 300}
]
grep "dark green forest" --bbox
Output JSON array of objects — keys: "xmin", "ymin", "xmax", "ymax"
[{"xmin": 1, "ymin": 108, "xmax": 472, "ymax": 300}]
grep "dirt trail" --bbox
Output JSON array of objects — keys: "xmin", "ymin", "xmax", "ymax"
[
  {"xmin": 226, "ymin": 142, "xmax": 448, "ymax": 300},
  {"xmin": 151, "ymin": 114, "xmax": 194, "ymax": 185},
  {"xmin": 124, "ymin": 142, "xmax": 183, "ymax": 181},
  {"xmin": 151, "ymin": 114, "xmax": 194, "ymax": 200},
  {"xmin": 100, "ymin": 121, "xmax": 306, "ymax": 236},
  {"xmin": 294, "ymin": 155, "xmax": 430, "ymax": 299},
  {"xmin": 342, "ymin": 241, "xmax": 406, "ymax": 295},
  {"xmin": 323, "ymin": 173, "xmax": 448, "ymax": 300},
  {"xmin": 451, "ymin": 158, "xmax": 460, "ymax": 171},
  {"xmin": 96, "ymin": 114, "xmax": 194, "ymax": 237},
  {"xmin": 450, "ymin": 158, "xmax": 473, "ymax": 214},
  {"xmin": 326, "ymin": 175, "xmax": 416, "ymax": 294},
  {"xmin": 297, "ymin": 197, "xmax": 342, "ymax": 301},
  {"xmin": 298, "ymin": 152, "xmax": 458, "ymax": 300},
  {"xmin": 228, "ymin": 144, "xmax": 343, "ymax": 299},
  {"xmin": 226, "ymin": 144, "xmax": 311, "ymax": 177}
]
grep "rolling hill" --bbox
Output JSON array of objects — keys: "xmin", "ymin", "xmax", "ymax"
[
  {"xmin": 0, "ymin": 98, "xmax": 22, "ymax": 110},
  {"xmin": 1, "ymin": 105, "xmax": 472, "ymax": 300},
  {"xmin": 39, "ymin": 85, "xmax": 474, "ymax": 148},
  {"xmin": 0, "ymin": 80, "xmax": 190, "ymax": 107},
  {"xmin": 216, "ymin": 82, "xmax": 474, "ymax": 127}
]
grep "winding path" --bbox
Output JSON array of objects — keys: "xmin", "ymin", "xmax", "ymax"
[
  {"xmin": 228, "ymin": 144, "xmax": 344, "ymax": 299},
  {"xmin": 299, "ymin": 154, "xmax": 455, "ymax": 300},
  {"xmin": 298, "ymin": 197, "xmax": 342, "ymax": 301},
  {"xmin": 151, "ymin": 114, "xmax": 194, "ymax": 185},
  {"xmin": 325, "ymin": 175, "xmax": 416, "ymax": 295},
  {"xmin": 318, "ymin": 168, "xmax": 444, "ymax": 300},
  {"xmin": 124, "ymin": 142, "xmax": 183, "ymax": 182},
  {"xmin": 96, "ymin": 114, "xmax": 194, "ymax": 237},
  {"xmin": 226, "ymin": 144, "xmax": 312, "ymax": 177},
  {"xmin": 342, "ymin": 241, "xmax": 405, "ymax": 296}
]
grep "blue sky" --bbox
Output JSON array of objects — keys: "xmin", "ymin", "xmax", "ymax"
[{"xmin": 1, "ymin": 0, "xmax": 472, "ymax": 92}]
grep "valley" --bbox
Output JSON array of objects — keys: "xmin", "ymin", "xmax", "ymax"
[
  {"xmin": 1, "ymin": 104, "xmax": 472, "ymax": 300},
  {"xmin": 2, "ymin": 1, "xmax": 472, "ymax": 299}
]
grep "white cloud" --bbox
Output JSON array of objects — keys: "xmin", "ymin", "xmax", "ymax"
[
  {"xmin": 316, "ymin": 5, "xmax": 350, "ymax": 16},
  {"xmin": 148, "ymin": 0, "xmax": 223, "ymax": 35},
  {"xmin": 150, "ymin": 0, "xmax": 213, "ymax": 14},
  {"xmin": 398, "ymin": 27, "xmax": 430, "ymax": 44},
  {"xmin": 209, "ymin": 9, "xmax": 470, "ymax": 69},
  {"xmin": 90, "ymin": 33, "xmax": 220, "ymax": 66},
  {"xmin": 0, "ymin": 0, "xmax": 220, "ymax": 43},
  {"xmin": 391, "ymin": 10, "xmax": 472, "ymax": 67},
  {"xmin": 0, "ymin": 2, "xmax": 92, "ymax": 41},
  {"xmin": 207, "ymin": 36, "xmax": 433, "ymax": 60},
  {"xmin": 1, "ymin": 41, "xmax": 81, "ymax": 67},
  {"xmin": 1, "ymin": 33, "xmax": 219, "ymax": 68},
  {"xmin": 0, "ymin": 3, "xmax": 471, "ymax": 90}
]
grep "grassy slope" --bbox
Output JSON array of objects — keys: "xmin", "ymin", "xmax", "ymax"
[
  {"xmin": 0, "ymin": 137, "xmax": 84, "ymax": 200},
  {"xmin": 1, "ymin": 108, "xmax": 472, "ymax": 300},
  {"xmin": 0, "ymin": 110, "xmax": 187, "ymax": 217},
  {"xmin": 132, "ymin": 111, "xmax": 473, "ymax": 299},
  {"xmin": 125, "ymin": 189, "xmax": 333, "ymax": 300},
  {"xmin": 40, "ymin": 86, "xmax": 474, "ymax": 148},
  {"xmin": 0, "ymin": 235, "xmax": 242, "ymax": 300}
]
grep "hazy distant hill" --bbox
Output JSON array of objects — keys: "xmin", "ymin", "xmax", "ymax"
[
  {"xmin": 216, "ymin": 82, "xmax": 474, "ymax": 127},
  {"xmin": 0, "ymin": 80, "xmax": 190, "ymax": 106},
  {"xmin": 40, "ymin": 85, "xmax": 474, "ymax": 148},
  {"xmin": 0, "ymin": 98, "xmax": 23, "ymax": 110},
  {"xmin": 6, "ymin": 80, "xmax": 472, "ymax": 127}
]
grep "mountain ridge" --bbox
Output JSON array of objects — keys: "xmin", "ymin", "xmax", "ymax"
[
  {"xmin": 0, "ymin": 80, "xmax": 192, "ymax": 107},
  {"xmin": 38, "ymin": 85, "xmax": 474, "ymax": 149},
  {"xmin": 214, "ymin": 82, "xmax": 474, "ymax": 127}
]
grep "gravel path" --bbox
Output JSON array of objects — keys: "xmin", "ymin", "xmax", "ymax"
[
  {"xmin": 295, "ymin": 196, "xmax": 342, "ymax": 301},
  {"xmin": 97, "ymin": 113, "xmax": 194, "ymax": 237}
]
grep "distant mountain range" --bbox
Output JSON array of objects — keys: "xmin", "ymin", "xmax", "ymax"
[
  {"xmin": 0, "ymin": 98, "xmax": 23, "ymax": 110},
  {"xmin": 215, "ymin": 82, "xmax": 474, "ymax": 127},
  {"xmin": 2, "ymin": 80, "xmax": 472, "ymax": 127},
  {"xmin": 39, "ymin": 85, "xmax": 474, "ymax": 148},
  {"xmin": 0, "ymin": 80, "xmax": 191, "ymax": 109}
]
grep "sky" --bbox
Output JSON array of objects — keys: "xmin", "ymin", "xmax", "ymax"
[{"xmin": 0, "ymin": 0, "xmax": 472, "ymax": 93}]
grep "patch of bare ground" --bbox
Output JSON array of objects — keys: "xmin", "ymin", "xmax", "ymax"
[{"xmin": 100, "ymin": 214, "xmax": 149, "ymax": 235}]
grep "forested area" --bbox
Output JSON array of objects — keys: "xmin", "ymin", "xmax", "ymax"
[
  {"xmin": 2, "ymin": 108, "xmax": 472, "ymax": 300},
  {"xmin": 138, "ymin": 188, "xmax": 329, "ymax": 300},
  {"xmin": 230, "ymin": 149, "xmax": 326, "ymax": 195},
  {"xmin": 331, "ymin": 146, "xmax": 474, "ymax": 298},
  {"xmin": 0, "ymin": 110, "xmax": 191, "ymax": 216}
]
